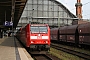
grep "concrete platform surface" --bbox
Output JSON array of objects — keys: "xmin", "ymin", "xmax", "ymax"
[{"xmin": 0, "ymin": 37, "xmax": 33, "ymax": 60}]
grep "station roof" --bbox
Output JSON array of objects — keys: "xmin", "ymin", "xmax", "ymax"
[{"xmin": 0, "ymin": 0, "xmax": 27, "ymax": 30}]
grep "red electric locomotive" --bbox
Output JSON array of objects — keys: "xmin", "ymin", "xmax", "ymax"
[{"xmin": 16, "ymin": 24, "xmax": 50, "ymax": 51}]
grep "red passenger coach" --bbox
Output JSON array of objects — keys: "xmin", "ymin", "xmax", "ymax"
[{"xmin": 16, "ymin": 24, "xmax": 50, "ymax": 51}]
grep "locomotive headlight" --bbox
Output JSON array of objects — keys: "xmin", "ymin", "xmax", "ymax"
[
  {"xmin": 31, "ymin": 41, "xmax": 34, "ymax": 43},
  {"xmin": 46, "ymin": 41, "xmax": 48, "ymax": 43}
]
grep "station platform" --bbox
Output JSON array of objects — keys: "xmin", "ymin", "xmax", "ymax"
[{"xmin": 0, "ymin": 37, "xmax": 33, "ymax": 60}]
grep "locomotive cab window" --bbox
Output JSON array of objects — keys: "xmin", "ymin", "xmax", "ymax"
[{"xmin": 30, "ymin": 26, "xmax": 48, "ymax": 33}]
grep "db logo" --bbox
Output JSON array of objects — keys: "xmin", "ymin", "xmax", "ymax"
[{"xmin": 37, "ymin": 36, "xmax": 42, "ymax": 39}]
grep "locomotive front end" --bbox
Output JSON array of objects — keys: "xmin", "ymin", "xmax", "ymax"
[{"xmin": 29, "ymin": 24, "xmax": 50, "ymax": 51}]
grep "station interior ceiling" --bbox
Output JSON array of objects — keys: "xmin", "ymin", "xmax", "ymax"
[{"xmin": 0, "ymin": 0, "xmax": 27, "ymax": 30}]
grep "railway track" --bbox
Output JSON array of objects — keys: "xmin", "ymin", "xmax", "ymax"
[
  {"xmin": 31, "ymin": 53, "xmax": 60, "ymax": 60},
  {"xmin": 51, "ymin": 43, "xmax": 90, "ymax": 60},
  {"xmin": 31, "ymin": 54, "xmax": 52, "ymax": 60}
]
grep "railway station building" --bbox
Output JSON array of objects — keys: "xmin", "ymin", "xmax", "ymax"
[{"xmin": 17, "ymin": 0, "xmax": 77, "ymax": 29}]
